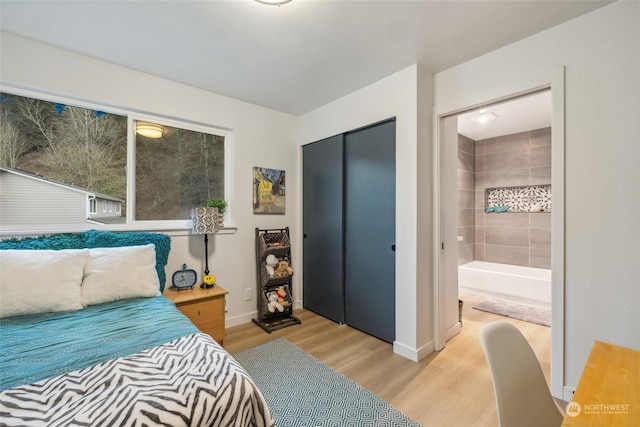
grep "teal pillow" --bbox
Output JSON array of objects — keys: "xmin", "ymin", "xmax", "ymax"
[{"xmin": 82, "ymin": 230, "xmax": 171, "ymax": 291}]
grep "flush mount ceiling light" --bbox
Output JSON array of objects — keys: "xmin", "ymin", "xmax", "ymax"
[
  {"xmin": 472, "ymin": 112, "xmax": 497, "ymax": 124},
  {"xmin": 136, "ymin": 123, "xmax": 164, "ymax": 139},
  {"xmin": 255, "ymin": 0, "xmax": 292, "ymax": 5}
]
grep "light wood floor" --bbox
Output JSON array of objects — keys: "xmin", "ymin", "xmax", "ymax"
[{"xmin": 225, "ymin": 294, "xmax": 551, "ymax": 427}]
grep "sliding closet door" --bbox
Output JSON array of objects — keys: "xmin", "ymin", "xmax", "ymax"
[
  {"xmin": 302, "ymin": 136, "xmax": 344, "ymax": 323},
  {"xmin": 344, "ymin": 120, "xmax": 396, "ymax": 343}
]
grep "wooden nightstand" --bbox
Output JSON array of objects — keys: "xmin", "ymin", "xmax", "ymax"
[{"xmin": 164, "ymin": 285, "xmax": 229, "ymax": 346}]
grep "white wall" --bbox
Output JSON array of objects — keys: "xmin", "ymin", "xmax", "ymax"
[
  {"xmin": 434, "ymin": 0, "xmax": 640, "ymax": 397},
  {"xmin": 298, "ymin": 64, "xmax": 435, "ymax": 361},
  {"xmin": 0, "ymin": 32, "xmax": 300, "ymax": 327}
]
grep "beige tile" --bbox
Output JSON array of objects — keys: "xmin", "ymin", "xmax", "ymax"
[
  {"xmin": 485, "ymin": 212, "xmax": 529, "ymax": 227},
  {"xmin": 475, "ymin": 208, "xmax": 485, "ymax": 227},
  {"xmin": 531, "ymin": 146, "xmax": 551, "ymax": 168},
  {"xmin": 483, "ymin": 131, "xmax": 530, "ymax": 154},
  {"xmin": 485, "ymin": 150, "xmax": 530, "ymax": 172},
  {"xmin": 530, "ymin": 127, "xmax": 551, "ymax": 147},
  {"xmin": 458, "ymin": 208, "xmax": 475, "ymax": 227},
  {"xmin": 458, "ymin": 150, "xmax": 474, "ymax": 172},
  {"xmin": 458, "ymin": 245, "xmax": 474, "ymax": 265},
  {"xmin": 458, "ymin": 134, "xmax": 475, "ymax": 155},
  {"xmin": 530, "ymin": 167, "xmax": 551, "ymax": 185},
  {"xmin": 475, "ymin": 190, "xmax": 486, "ymax": 209},
  {"xmin": 530, "ymin": 212, "xmax": 551, "ymax": 228},
  {"xmin": 459, "ymin": 169, "xmax": 475, "ymax": 191},
  {"xmin": 475, "ymin": 152, "xmax": 485, "ymax": 173},
  {"xmin": 484, "ymin": 169, "xmax": 530, "ymax": 187},
  {"xmin": 486, "ymin": 226, "xmax": 529, "ymax": 247},
  {"xmin": 530, "ymin": 228, "xmax": 551, "ymax": 249},
  {"xmin": 530, "ymin": 248, "xmax": 551, "ymax": 269},
  {"xmin": 475, "ymin": 226, "xmax": 485, "ymax": 244},
  {"xmin": 458, "ymin": 189, "xmax": 475, "ymax": 209},
  {"xmin": 458, "ymin": 225, "xmax": 475, "ymax": 245},
  {"xmin": 485, "ymin": 245, "xmax": 529, "ymax": 266},
  {"xmin": 456, "ymin": 125, "xmax": 554, "ymax": 272},
  {"xmin": 474, "ymin": 243, "xmax": 485, "ymax": 261},
  {"xmin": 475, "ymin": 172, "xmax": 485, "ymax": 190}
]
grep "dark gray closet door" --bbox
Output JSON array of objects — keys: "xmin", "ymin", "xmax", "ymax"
[
  {"xmin": 344, "ymin": 120, "xmax": 396, "ymax": 343},
  {"xmin": 302, "ymin": 135, "xmax": 344, "ymax": 323}
]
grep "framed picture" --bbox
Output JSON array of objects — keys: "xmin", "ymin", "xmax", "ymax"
[{"xmin": 253, "ymin": 167, "xmax": 285, "ymax": 214}]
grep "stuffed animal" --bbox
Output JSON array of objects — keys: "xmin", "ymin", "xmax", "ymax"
[
  {"xmin": 275, "ymin": 286, "xmax": 289, "ymax": 306},
  {"xmin": 265, "ymin": 254, "xmax": 278, "ymax": 278},
  {"xmin": 273, "ymin": 260, "xmax": 293, "ymax": 278},
  {"xmin": 266, "ymin": 291, "xmax": 284, "ymax": 313}
]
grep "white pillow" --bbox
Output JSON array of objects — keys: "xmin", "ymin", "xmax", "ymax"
[
  {"xmin": 0, "ymin": 249, "xmax": 89, "ymax": 318},
  {"xmin": 81, "ymin": 244, "xmax": 160, "ymax": 306}
]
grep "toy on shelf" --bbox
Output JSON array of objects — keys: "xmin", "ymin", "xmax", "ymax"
[
  {"xmin": 266, "ymin": 291, "xmax": 284, "ymax": 313},
  {"xmin": 273, "ymin": 260, "xmax": 293, "ymax": 278},
  {"xmin": 265, "ymin": 254, "xmax": 278, "ymax": 278}
]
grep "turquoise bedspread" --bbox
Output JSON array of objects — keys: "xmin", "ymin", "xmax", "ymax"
[{"xmin": 0, "ymin": 296, "xmax": 198, "ymax": 391}]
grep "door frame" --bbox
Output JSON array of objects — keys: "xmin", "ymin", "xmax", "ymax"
[{"xmin": 434, "ymin": 67, "xmax": 566, "ymax": 398}]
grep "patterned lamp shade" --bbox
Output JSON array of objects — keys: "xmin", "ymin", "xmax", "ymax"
[{"xmin": 191, "ymin": 207, "xmax": 220, "ymax": 235}]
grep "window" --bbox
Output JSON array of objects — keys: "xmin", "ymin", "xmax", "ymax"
[
  {"xmin": 0, "ymin": 90, "xmax": 228, "ymax": 232},
  {"xmin": 134, "ymin": 120, "xmax": 225, "ymax": 221}
]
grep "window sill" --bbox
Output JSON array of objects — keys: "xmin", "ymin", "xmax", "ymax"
[{"xmin": 0, "ymin": 224, "xmax": 238, "ymax": 239}]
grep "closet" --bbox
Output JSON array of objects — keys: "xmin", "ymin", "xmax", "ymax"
[{"xmin": 302, "ymin": 119, "xmax": 396, "ymax": 343}]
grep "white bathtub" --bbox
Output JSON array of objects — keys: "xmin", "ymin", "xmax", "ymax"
[{"xmin": 458, "ymin": 261, "xmax": 551, "ymax": 310}]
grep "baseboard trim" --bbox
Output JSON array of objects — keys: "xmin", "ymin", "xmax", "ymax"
[
  {"xmin": 227, "ymin": 311, "xmax": 256, "ymax": 328},
  {"xmin": 445, "ymin": 322, "xmax": 462, "ymax": 341},
  {"xmin": 394, "ymin": 339, "xmax": 435, "ymax": 362}
]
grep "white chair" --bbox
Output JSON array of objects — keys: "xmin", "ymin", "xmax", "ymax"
[{"xmin": 479, "ymin": 321, "xmax": 563, "ymax": 427}]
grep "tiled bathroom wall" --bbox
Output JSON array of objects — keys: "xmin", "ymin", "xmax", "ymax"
[
  {"xmin": 457, "ymin": 134, "xmax": 476, "ymax": 264},
  {"xmin": 457, "ymin": 127, "xmax": 552, "ymax": 269}
]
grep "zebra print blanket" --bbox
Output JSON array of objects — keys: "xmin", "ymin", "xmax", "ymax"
[{"xmin": 0, "ymin": 333, "xmax": 274, "ymax": 427}]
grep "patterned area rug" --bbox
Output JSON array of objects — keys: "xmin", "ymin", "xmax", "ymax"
[
  {"xmin": 473, "ymin": 299, "xmax": 551, "ymax": 327},
  {"xmin": 233, "ymin": 337, "xmax": 421, "ymax": 426}
]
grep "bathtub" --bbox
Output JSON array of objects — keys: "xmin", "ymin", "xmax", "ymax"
[{"xmin": 458, "ymin": 261, "xmax": 551, "ymax": 310}]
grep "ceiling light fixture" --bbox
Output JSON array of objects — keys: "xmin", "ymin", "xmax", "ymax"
[
  {"xmin": 473, "ymin": 112, "xmax": 497, "ymax": 124},
  {"xmin": 136, "ymin": 123, "xmax": 164, "ymax": 139},
  {"xmin": 255, "ymin": 0, "xmax": 292, "ymax": 5}
]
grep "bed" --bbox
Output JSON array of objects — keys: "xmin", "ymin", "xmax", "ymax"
[{"xmin": 0, "ymin": 230, "xmax": 274, "ymax": 427}]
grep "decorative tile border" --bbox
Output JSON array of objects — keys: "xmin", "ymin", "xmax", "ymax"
[{"xmin": 486, "ymin": 184, "xmax": 552, "ymax": 212}]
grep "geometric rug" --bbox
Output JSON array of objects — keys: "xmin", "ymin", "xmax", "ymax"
[
  {"xmin": 473, "ymin": 299, "xmax": 551, "ymax": 327},
  {"xmin": 233, "ymin": 338, "xmax": 421, "ymax": 426}
]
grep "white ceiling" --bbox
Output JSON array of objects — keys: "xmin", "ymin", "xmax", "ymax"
[
  {"xmin": 458, "ymin": 90, "xmax": 551, "ymax": 140},
  {"xmin": 0, "ymin": 0, "xmax": 610, "ymax": 117}
]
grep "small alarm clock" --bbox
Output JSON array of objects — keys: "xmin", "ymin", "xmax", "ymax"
[{"xmin": 172, "ymin": 264, "xmax": 197, "ymax": 290}]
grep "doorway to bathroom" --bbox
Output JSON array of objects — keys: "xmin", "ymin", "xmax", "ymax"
[
  {"xmin": 456, "ymin": 89, "xmax": 553, "ymax": 312},
  {"xmin": 436, "ymin": 86, "xmax": 563, "ymax": 338}
]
